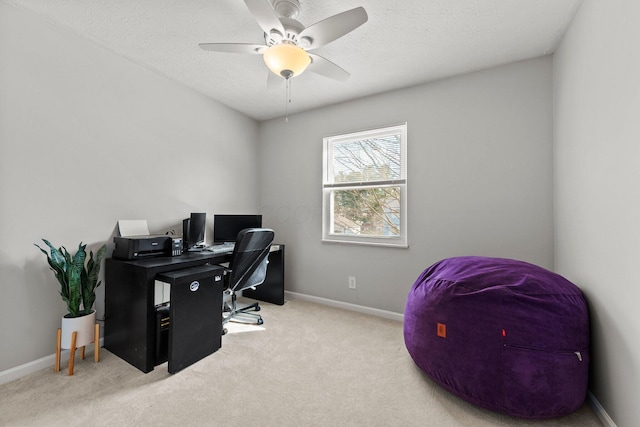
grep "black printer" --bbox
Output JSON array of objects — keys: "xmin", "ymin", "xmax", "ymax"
[{"xmin": 113, "ymin": 235, "xmax": 182, "ymax": 260}]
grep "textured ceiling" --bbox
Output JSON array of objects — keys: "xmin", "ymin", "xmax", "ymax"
[{"xmin": 7, "ymin": 0, "xmax": 583, "ymax": 121}]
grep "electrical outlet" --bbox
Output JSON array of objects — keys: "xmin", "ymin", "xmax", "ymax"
[{"xmin": 348, "ymin": 276, "xmax": 357, "ymax": 289}]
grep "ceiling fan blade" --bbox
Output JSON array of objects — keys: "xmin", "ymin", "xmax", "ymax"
[
  {"xmin": 299, "ymin": 7, "xmax": 368, "ymax": 50},
  {"xmin": 244, "ymin": 0, "xmax": 285, "ymax": 36},
  {"xmin": 307, "ymin": 53, "xmax": 350, "ymax": 81},
  {"xmin": 199, "ymin": 43, "xmax": 266, "ymax": 54}
]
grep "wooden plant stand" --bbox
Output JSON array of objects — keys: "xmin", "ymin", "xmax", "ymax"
[{"xmin": 55, "ymin": 323, "xmax": 100, "ymax": 376}]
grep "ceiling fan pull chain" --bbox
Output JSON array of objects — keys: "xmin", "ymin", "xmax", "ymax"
[{"xmin": 285, "ymin": 77, "xmax": 291, "ymax": 122}]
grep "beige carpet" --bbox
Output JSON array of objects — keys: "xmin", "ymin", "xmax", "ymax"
[{"xmin": 0, "ymin": 299, "xmax": 602, "ymax": 426}]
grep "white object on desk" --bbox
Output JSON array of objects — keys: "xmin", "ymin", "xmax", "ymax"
[{"xmin": 118, "ymin": 220, "xmax": 150, "ymax": 237}]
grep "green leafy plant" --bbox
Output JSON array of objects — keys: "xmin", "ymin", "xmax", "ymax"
[{"xmin": 35, "ymin": 239, "xmax": 107, "ymax": 318}]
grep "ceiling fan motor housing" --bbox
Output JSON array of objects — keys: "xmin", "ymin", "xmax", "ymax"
[
  {"xmin": 265, "ymin": 18, "xmax": 311, "ymax": 48},
  {"xmin": 272, "ymin": 0, "xmax": 300, "ymax": 19}
]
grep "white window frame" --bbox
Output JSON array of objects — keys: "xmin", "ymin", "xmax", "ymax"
[{"xmin": 322, "ymin": 123, "xmax": 408, "ymax": 247}]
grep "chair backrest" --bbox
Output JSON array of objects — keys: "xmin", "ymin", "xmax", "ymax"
[{"xmin": 227, "ymin": 228, "xmax": 275, "ymax": 292}]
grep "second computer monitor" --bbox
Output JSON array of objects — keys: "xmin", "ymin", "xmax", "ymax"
[
  {"xmin": 184, "ymin": 212, "xmax": 207, "ymax": 251},
  {"xmin": 213, "ymin": 214, "xmax": 262, "ymax": 244}
]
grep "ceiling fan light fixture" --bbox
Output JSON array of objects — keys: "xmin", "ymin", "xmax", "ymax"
[{"xmin": 263, "ymin": 43, "xmax": 311, "ymax": 79}]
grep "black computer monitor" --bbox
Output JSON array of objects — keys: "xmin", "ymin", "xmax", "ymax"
[
  {"xmin": 183, "ymin": 212, "xmax": 207, "ymax": 251},
  {"xmin": 213, "ymin": 214, "xmax": 262, "ymax": 244}
]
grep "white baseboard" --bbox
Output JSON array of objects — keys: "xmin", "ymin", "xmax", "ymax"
[
  {"xmin": 284, "ymin": 291, "xmax": 404, "ymax": 322},
  {"xmin": 587, "ymin": 391, "xmax": 616, "ymax": 427},
  {"xmin": 0, "ymin": 337, "xmax": 104, "ymax": 386}
]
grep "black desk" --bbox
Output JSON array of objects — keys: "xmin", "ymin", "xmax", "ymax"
[
  {"xmin": 105, "ymin": 252, "xmax": 230, "ymax": 373},
  {"xmin": 105, "ymin": 245, "xmax": 285, "ymax": 373}
]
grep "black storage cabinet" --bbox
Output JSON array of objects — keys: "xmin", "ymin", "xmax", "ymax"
[{"xmin": 156, "ymin": 265, "xmax": 224, "ymax": 373}]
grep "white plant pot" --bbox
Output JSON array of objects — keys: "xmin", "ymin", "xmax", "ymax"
[{"xmin": 60, "ymin": 310, "xmax": 96, "ymax": 349}]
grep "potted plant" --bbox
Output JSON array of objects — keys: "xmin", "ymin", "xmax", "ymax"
[{"xmin": 35, "ymin": 239, "xmax": 107, "ymax": 350}]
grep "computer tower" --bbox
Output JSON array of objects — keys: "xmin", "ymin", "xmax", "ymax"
[{"xmin": 155, "ymin": 306, "xmax": 170, "ymax": 364}]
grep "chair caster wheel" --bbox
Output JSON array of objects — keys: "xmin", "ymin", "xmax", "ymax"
[
  {"xmin": 222, "ymin": 328, "xmax": 228, "ymax": 335},
  {"xmin": 255, "ymin": 306, "xmax": 261, "ymax": 312},
  {"xmin": 257, "ymin": 319, "xmax": 264, "ymax": 325}
]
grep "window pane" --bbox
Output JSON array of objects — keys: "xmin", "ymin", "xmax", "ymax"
[
  {"xmin": 331, "ymin": 186, "xmax": 400, "ymax": 238},
  {"xmin": 331, "ymin": 135, "xmax": 401, "ymax": 184}
]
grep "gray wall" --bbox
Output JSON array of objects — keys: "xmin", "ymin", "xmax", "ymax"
[
  {"xmin": 258, "ymin": 56, "xmax": 555, "ymax": 314},
  {"xmin": 554, "ymin": 0, "xmax": 640, "ymax": 426},
  {"xmin": 2, "ymin": 2, "xmax": 634, "ymax": 423},
  {"xmin": 0, "ymin": 3, "xmax": 259, "ymax": 372},
  {"xmin": 13, "ymin": 6, "xmax": 622, "ymax": 421}
]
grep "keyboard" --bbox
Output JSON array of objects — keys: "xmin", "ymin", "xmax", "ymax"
[{"xmin": 204, "ymin": 243, "xmax": 235, "ymax": 254}]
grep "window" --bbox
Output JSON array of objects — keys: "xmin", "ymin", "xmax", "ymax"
[{"xmin": 322, "ymin": 123, "xmax": 407, "ymax": 247}]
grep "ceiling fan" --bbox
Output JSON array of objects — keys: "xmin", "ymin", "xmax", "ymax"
[{"xmin": 198, "ymin": 0, "xmax": 368, "ymax": 84}]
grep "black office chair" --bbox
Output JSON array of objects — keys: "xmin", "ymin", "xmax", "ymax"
[{"xmin": 220, "ymin": 228, "xmax": 274, "ymax": 334}]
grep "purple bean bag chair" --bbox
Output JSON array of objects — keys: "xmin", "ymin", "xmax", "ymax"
[{"xmin": 404, "ymin": 256, "xmax": 589, "ymax": 419}]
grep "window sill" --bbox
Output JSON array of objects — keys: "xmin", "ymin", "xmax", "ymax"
[{"xmin": 321, "ymin": 238, "xmax": 409, "ymax": 249}]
